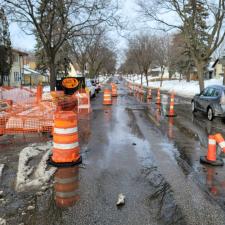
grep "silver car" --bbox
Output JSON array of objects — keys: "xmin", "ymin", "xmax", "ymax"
[{"xmin": 191, "ymin": 85, "xmax": 225, "ymax": 121}]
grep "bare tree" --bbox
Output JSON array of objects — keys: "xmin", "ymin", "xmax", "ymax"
[
  {"xmin": 4, "ymin": 0, "xmax": 119, "ymax": 90},
  {"xmin": 154, "ymin": 35, "xmax": 170, "ymax": 87},
  {"xmin": 137, "ymin": 0, "xmax": 225, "ymax": 91},
  {"xmin": 70, "ymin": 27, "xmax": 116, "ymax": 77},
  {"xmin": 127, "ymin": 34, "xmax": 156, "ymax": 86}
]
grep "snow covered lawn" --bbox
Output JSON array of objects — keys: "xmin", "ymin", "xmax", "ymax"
[{"xmin": 126, "ymin": 76, "xmax": 224, "ymax": 98}]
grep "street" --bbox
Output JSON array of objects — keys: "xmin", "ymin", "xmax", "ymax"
[{"xmin": 1, "ymin": 80, "xmax": 225, "ymax": 225}]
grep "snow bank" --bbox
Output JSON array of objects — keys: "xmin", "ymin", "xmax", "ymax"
[
  {"xmin": 126, "ymin": 75, "xmax": 224, "ymax": 98},
  {"xmin": 16, "ymin": 142, "xmax": 56, "ymax": 192},
  {"xmin": 0, "ymin": 218, "xmax": 6, "ymax": 225},
  {"xmin": 0, "ymin": 164, "xmax": 4, "ymax": 180}
]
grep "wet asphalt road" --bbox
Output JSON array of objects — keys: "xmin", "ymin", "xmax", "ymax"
[{"xmin": 2, "ymin": 80, "xmax": 225, "ymax": 224}]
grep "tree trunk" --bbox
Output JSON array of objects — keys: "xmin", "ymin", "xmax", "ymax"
[
  {"xmin": 160, "ymin": 67, "xmax": 165, "ymax": 87},
  {"xmin": 141, "ymin": 74, "xmax": 143, "ymax": 85},
  {"xmin": 196, "ymin": 63, "xmax": 205, "ymax": 92},
  {"xmin": 186, "ymin": 73, "xmax": 190, "ymax": 82},
  {"xmin": 145, "ymin": 72, "xmax": 149, "ymax": 87},
  {"xmin": 49, "ymin": 60, "xmax": 56, "ymax": 91}
]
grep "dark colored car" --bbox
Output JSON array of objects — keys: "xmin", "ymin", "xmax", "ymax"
[{"xmin": 191, "ymin": 85, "xmax": 225, "ymax": 121}]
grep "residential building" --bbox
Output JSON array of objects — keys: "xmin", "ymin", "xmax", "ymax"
[
  {"xmin": 212, "ymin": 57, "xmax": 225, "ymax": 78},
  {"xmin": 3, "ymin": 49, "xmax": 28, "ymax": 87}
]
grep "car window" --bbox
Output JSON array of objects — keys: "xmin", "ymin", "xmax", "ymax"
[
  {"xmin": 212, "ymin": 89, "xmax": 220, "ymax": 97},
  {"xmin": 202, "ymin": 88, "xmax": 210, "ymax": 96}
]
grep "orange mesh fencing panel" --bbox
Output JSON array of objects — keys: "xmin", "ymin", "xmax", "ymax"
[{"xmin": 0, "ymin": 86, "xmax": 81, "ymax": 135}]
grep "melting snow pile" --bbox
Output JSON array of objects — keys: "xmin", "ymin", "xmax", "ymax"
[
  {"xmin": 0, "ymin": 164, "xmax": 4, "ymax": 180},
  {"xmin": 16, "ymin": 142, "xmax": 56, "ymax": 192},
  {"xmin": 0, "ymin": 218, "xmax": 6, "ymax": 225}
]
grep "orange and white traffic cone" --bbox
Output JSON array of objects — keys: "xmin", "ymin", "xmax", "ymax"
[
  {"xmin": 200, "ymin": 135, "xmax": 224, "ymax": 166},
  {"xmin": 166, "ymin": 92, "xmax": 177, "ymax": 117},
  {"xmin": 103, "ymin": 88, "xmax": 112, "ymax": 105},
  {"xmin": 214, "ymin": 133, "xmax": 225, "ymax": 156},
  {"xmin": 156, "ymin": 88, "xmax": 161, "ymax": 105},
  {"xmin": 49, "ymin": 111, "xmax": 82, "ymax": 167},
  {"xmin": 147, "ymin": 88, "xmax": 152, "ymax": 99}
]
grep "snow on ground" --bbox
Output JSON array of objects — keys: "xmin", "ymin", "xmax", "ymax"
[
  {"xmin": 16, "ymin": 142, "xmax": 56, "ymax": 192},
  {"xmin": 0, "ymin": 218, "xmax": 6, "ymax": 225},
  {"xmin": 0, "ymin": 164, "xmax": 4, "ymax": 180},
  {"xmin": 126, "ymin": 75, "xmax": 224, "ymax": 98}
]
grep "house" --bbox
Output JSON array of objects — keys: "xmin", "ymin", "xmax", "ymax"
[
  {"xmin": 212, "ymin": 57, "xmax": 225, "ymax": 78},
  {"xmin": 23, "ymin": 65, "xmax": 49, "ymax": 86},
  {"xmin": 3, "ymin": 49, "xmax": 28, "ymax": 87}
]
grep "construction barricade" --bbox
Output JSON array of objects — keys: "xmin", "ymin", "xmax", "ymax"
[
  {"xmin": 49, "ymin": 110, "xmax": 82, "ymax": 167},
  {"xmin": 0, "ymin": 84, "xmax": 80, "ymax": 136}
]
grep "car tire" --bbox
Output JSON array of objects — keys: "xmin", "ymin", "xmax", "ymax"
[
  {"xmin": 207, "ymin": 107, "xmax": 214, "ymax": 121},
  {"xmin": 191, "ymin": 101, "xmax": 197, "ymax": 113}
]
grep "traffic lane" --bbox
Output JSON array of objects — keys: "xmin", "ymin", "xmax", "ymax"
[
  {"xmin": 132, "ymin": 106, "xmax": 225, "ymax": 225},
  {"xmin": 55, "ymin": 82, "xmax": 186, "ymax": 225},
  {"xmin": 21, "ymin": 82, "xmax": 186, "ymax": 225},
  {"xmin": 141, "ymin": 91, "xmax": 225, "ymax": 211}
]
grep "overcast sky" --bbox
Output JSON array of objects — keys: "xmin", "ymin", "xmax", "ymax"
[{"xmin": 9, "ymin": 0, "xmax": 139, "ymax": 51}]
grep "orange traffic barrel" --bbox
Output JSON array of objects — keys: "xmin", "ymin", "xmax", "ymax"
[
  {"xmin": 49, "ymin": 111, "xmax": 82, "ymax": 167},
  {"xmin": 166, "ymin": 92, "xmax": 177, "ymax": 117},
  {"xmin": 103, "ymin": 88, "xmax": 112, "ymax": 105},
  {"xmin": 111, "ymin": 84, "xmax": 118, "ymax": 97},
  {"xmin": 54, "ymin": 167, "xmax": 80, "ymax": 208},
  {"xmin": 156, "ymin": 88, "xmax": 161, "ymax": 105},
  {"xmin": 214, "ymin": 133, "xmax": 225, "ymax": 154},
  {"xmin": 200, "ymin": 135, "xmax": 224, "ymax": 166}
]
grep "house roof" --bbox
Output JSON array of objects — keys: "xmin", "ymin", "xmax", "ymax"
[
  {"xmin": 212, "ymin": 57, "xmax": 225, "ymax": 68},
  {"xmin": 12, "ymin": 49, "xmax": 28, "ymax": 56},
  {"xmin": 24, "ymin": 65, "xmax": 41, "ymax": 76}
]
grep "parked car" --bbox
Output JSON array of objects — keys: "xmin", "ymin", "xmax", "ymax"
[
  {"xmin": 85, "ymin": 79, "xmax": 96, "ymax": 98},
  {"xmin": 91, "ymin": 79, "xmax": 101, "ymax": 93},
  {"xmin": 191, "ymin": 85, "xmax": 225, "ymax": 121}
]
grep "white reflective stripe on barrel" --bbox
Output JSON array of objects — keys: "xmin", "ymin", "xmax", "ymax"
[
  {"xmin": 209, "ymin": 139, "xmax": 216, "ymax": 145},
  {"xmin": 79, "ymin": 104, "xmax": 89, "ymax": 109},
  {"xmin": 55, "ymin": 177, "xmax": 78, "ymax": 184},
  {"xmin": 54, "ymin": 142, "xmax": 79, "ymax": 150},
  {"xmin": 104, "ymin": 94, "xmax": 111, "ymax": 97},
  {"xmin": 54, "ymin": 127, "xmax": 78, "ymax": 135},
  {"xmin": 219, "ymin": 141, "xmax": 225, "ymax": 148},
  {"xmin": 56, "ymin": 191, "xmax": 78, "ymax": 198}
]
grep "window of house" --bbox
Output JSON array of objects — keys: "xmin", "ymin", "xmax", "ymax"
[
  {"xmin": 13, "ymin": 54, "xmax": 19, "ymax": 63},
  {"xmin": 3, "ymin": 75, "xmax": 8, "ymax": 82},
  {"xmin": 14, "ymin": 72, "xmax": 20, "ymax": 81}
]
